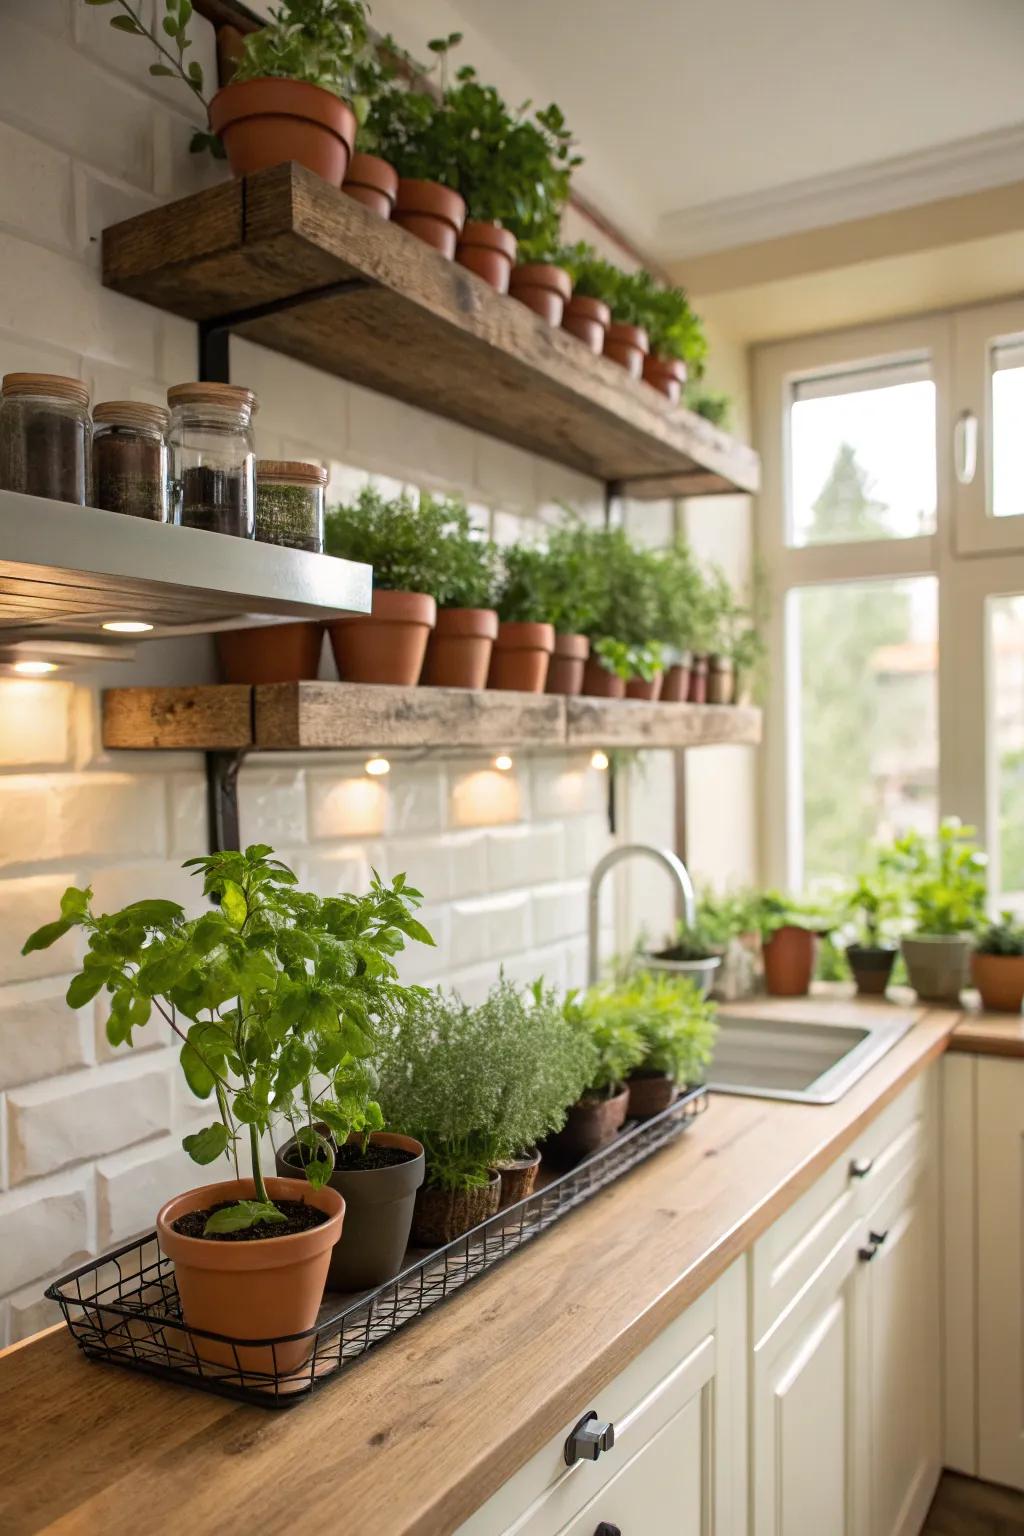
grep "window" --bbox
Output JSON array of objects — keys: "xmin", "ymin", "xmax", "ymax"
[{"xmin": 992, "ymin": 343, "xmax": 1024, "ymax": 521}]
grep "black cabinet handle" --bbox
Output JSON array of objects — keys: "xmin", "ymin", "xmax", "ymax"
[
  {"xmin": 594, "ymin": 1524, "xmax": 622, "ymax": 1535},
  {"xmin": 858, "ymin": 1243, "xmax": 878, "ymax": 1262},
  {"xmin": 849, "ymin": 1156, "xmax": 874, "ymax": 1179},
  {"xmin": 869, "ymin": 1229, "xmax": 889, "ymax": 1245},
  {"xmin": 565, "ymin": 1411, "xmax": 615, "ymax": 1466}
]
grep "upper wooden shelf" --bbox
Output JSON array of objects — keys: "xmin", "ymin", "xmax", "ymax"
[
  {"xmin": 102, "ymin": 681, "xmax": 763, "ymax": 753},
  {"xmin": 102, "ymin": 164, "xmax": 760, "ymax": 501}
]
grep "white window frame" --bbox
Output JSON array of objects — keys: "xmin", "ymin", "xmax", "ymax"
[{"xmin": 953, "ymin": 297, "xmax": 1024, "ymax": 554}]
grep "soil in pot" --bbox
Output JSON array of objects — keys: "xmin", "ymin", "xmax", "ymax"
[
  {"xmin": 393, "ymin": 179, "xmax": 466, "ymax": 258},
  {"xmin": 508, "ymin": 263, "xmax": 573, "ymax": 325},
  {"xmin": 550, "ymin": 1086, "xmax": 630, "ymax": 1160},
  {"xmin": 456, "ymin": 222, "xmax": 517, "ymax": 293},
  {"xmin": 688, "ymin": 654, "xmax": 709, "ymax": 703},
  {"xmin": 562, "ymin": 295, "xmax": 610, "ymax": 354},
  {"xmin": 847, "ymin": 944, "xmax": 897, "ymax": 997},
  {"xmin": 493, "ymin": 1149, "xmax": 541, "ymax": 1207},
  {"xmin": 604, "ymin": 323, "xmax": 649, "ymax": 380},
  {"xmin": 342, "ymin": 151, "xmax": 398, "ymax": 218},
  {"xmin": 209, "ymin": 79, "xmax": 356, "ymax": 184},
  {"xmin": 627, "ymin": 1072, "xmax": 676, "ymax": 1120},
  {"xmin": 763, "ymin": 926, "xmax": 818, "ymax": 997},
  {"xmin": 661, "ymin": 660, "xmax": 692, "ymax": 702},
  {"xmin": 173, "ymin": 1200, "xmax": 326, "ymax": 1241},
  {"xmin": 546, "ymin": 632, "xmax": 590, "ymax": 696},
  {"xmin": 411, "ymin": 1172, "xmax": 501, "ymax": 1247},
  {"xmin": 972, "ymin": 952, "xmax": 1024, "ymax": 1013},
  {"xmin": 422, "ymin": 606, "xmax": 498, "ymax": 690},
  {"xmin": 216, "ymin": 621, "xmax": 322, "ymax": 685},
  {"xmin": 626, "ymin": 671, "xmax": 663, "ymax": 701},
  {"xmin": 582, "ymin": 656, "xmax": 626, "ymax": 699},
  {"xmin": 487, "ymin": 621, "xmax": 555, "ymax": 692},
  {"xmin": 328, "ymin": 589, "xmax": 436, "ymax": 686},
  {"xmin": 156, "ymin": 1175, "xmax": 343, "ymax": 1372},
  {"xmin": 901, "ymin": 934, "xmax": 972, "ymax": 1004},
  {"xmin": 643, "ymin": 353, "xmax": 687, "ymax": 405}
]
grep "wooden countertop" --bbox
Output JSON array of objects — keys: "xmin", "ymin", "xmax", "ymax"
[
  {"xmin": 0, "ymin": 1000, "xmax": 959, "ymax": 1536},
  {"xmin": 949, "ymin": 1009, "xmax": 1024, "ymax": 1058}
]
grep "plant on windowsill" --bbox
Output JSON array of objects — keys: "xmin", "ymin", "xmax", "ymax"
[
  {"xmin": 842, "ymin": 849, "xmax": 905, "ymax": 997},
  {"xmin": 617, "ymin": 970, "xmax": 718, "ymax": 1120},
  {"xmin": 971, "ymin": 912, "xmax": 1024, "ymax": 1014},
  {"xmin": 751, "ymin": 890, "xmax": 834, "ymax": 999},
  {"xmin": 552, "ymin": 986, "xmax": 646, "ymax": 1158},
  {"xmin": 23, "ymin": 844, "xmax": 433, "ymax": 1365},
  {"xmin": 892, "ymin": 818, "xmax": 988, "ymax": 1003},
  {"xmin": 641, "ymin": 914, "xmax": 726, "ymax": 997}
]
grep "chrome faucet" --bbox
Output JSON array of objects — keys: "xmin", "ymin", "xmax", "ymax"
[{"xmin": 586, "ymin": 843, "xmax": 696, "ymax": 985}]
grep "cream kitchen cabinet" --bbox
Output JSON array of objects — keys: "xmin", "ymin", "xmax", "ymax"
[{"xmin": 975, "ymin": 1056, "xmax": 1024, "ymax": 1490}]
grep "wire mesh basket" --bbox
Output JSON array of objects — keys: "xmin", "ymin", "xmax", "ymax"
[{"xmin": 47, "ymin": 1084, "xmax": 707, "ymax": 1407}]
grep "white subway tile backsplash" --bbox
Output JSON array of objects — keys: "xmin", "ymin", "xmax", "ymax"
[
  {"xmin": 7, "ymin": 1060, "xmax": 173, "ymax": 1185},
  {"xmin": 238, "ymin": 768, "xmax": 308, "ymax": 848},
  {"xmin": 0, "ymin": 774, "xmax": 166, "ymax": 871},
  {"xmin": 0, "ymin": 679, "xmax": 73, "ymax": 768},
  {"xmin": 307, "ymin": 768, "xmax": 390, "ymax": 840},
  {"xmin": 0, "ymin": 874, "xmax": 82, "ymax": 985},
  {"xmin": 530, "ymin": 755, "xmax": 608, "ymax": 820},
  {"xmin": 449, "ymin": 891, "xmax": 531, "ymax": 968},
  {"xmin": 0, "ymin": 979, "xmax": 92, "ymax": 1092},
  {"xmin": 531, "ymin": 880, "xmax": 590, "ymax": 948},
  {"xmin": 0, "ymin": 1175, "xmax": 92, "ymax": 1294},
  {"xmin": 96, "ymin": 1136, "xmax": 208, "ymax": 1250},
  {"xmin": 485, "ymin": 822, "xmax": 564, "ymax": 890},
  {"xmin": 0, "ymin": 121, "xmax": 74, "ymax": 251},
  {"xmin": 449, "ymin": 763, "xmax": 527, "ymax": 829}
]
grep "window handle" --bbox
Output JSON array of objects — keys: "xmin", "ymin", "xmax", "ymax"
[{"xmin": 955, "ymin": 410, "xmax": 978, "ymax": 485}]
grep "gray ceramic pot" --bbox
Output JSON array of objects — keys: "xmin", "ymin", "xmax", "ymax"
[
  {"xmin": 901, "ymin": 934, "xmax": 972, "ymax": 1004},
  {"xmin": 642, "ymin": 949, "xmax": 722, "ymax": 998}
]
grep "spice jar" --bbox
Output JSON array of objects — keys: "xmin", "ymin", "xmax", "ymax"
[
  {"xmin": 167, "ymin": 382, "xmax": 256, "ymax": 538},
  {"xmin": 0, "ymin": 373, "xmax": 91, "ymax": 504},
  {"xmin": 92, "ymin": 401, "xmax": 170, "ymax": 522},
  {"xmin": 707, "ymin": 655, "xmax": 735, "ymax": 705},
  {"xmin": 255, "ymin": 460, "xmax": 327, "ymax": 553}
]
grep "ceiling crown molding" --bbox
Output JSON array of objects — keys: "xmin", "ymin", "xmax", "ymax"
[{"xmin": 658, "ymin": 121, "xmax": 1024, "ymax": 260}]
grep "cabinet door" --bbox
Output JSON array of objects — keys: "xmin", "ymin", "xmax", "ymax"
[{"xmin": 977, "ymin": 1057, "xmax": 1024, "ymax": 1490}]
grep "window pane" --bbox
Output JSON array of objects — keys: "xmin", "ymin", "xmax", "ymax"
[
  {"xmin": 991, "ymin": 595, "xmax": 1024, "ymax": 906},
  {"xmin": 992, "ymin": 345, "xmax": 1024, "ymax": 519},
  {"xmin": 795, "ymin": 576, "xmax": 938, "ymax": 885},
  {"xmin": 789, "ymin": 367, "xmax": 936, "ymax": 546}
]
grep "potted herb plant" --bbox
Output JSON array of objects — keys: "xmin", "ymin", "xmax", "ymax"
[
  {"xmin": 341, "ymin": 30, "xmax": 406, "ymax": 216},
  {"xmin": 972, "ymin": 913, "xmax": 1024, "ymax": 1014},
  {"xmin": 617, "ymin": 971, "xmax": 717, "ymax": 1119},
  {"xmin": 643, "ymin": 917, "xmax": 725, "ymax": 997},
  {"xmin": 689, "ymin": 887, "xmax": 762, "ymax": 1000},
  {"xmin": 538, "ymin": 523, "xmax": 598, "ymax": 696},
  {"xmin": 553, "ymin": 987, "xmax": 645, "ymax": 1158},
  {"xmin": 420, "ymin": 496, "xmax": 501, "ymax": 690},
  {"xmin": 628, "ymin": 272, "xmax": 708, "ymax": 406},
  {"xmin": 653, "ymin": 537, "xmax": 707, "ymax": 702},
  {"xmin": 578, "ymin": 527, "xmax": 664, "ymax": 698},
  {"xmin": 843, "ymin": 851, "xmax": 903, "ymax": 996},
  {"xmin": 754, "ymin": 891, "xmax": 832, "ymax": 998},
  {"xmin": 894, "ymin": 819, "xmax": 987, "ymax": 1003},
  {"xmin": 557, "ymin": 243, "xmax": 620, "ymax": 354},
  {"xmin": 23, "ymin": 845, "xmax": 432, "ymax": 1367},
  {"xmin": 490, "ymin": 544, "xmax": 556, "ymax": 692}
]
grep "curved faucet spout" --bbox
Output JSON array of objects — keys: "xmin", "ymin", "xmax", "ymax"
[{"xmin": 586, "ymin": 843, "xmax": 696, "ymax": 985}]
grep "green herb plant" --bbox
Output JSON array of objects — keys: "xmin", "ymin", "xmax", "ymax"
[
  {"xmin": 325, "ymin": 486, "xmax": 495, "ymax": 601},
  {"xmin": 751, "ymin": 890, "xmax": 834, "ymax": 941},
  {"xmin": 844, "ymin": 847, "xmax": 904, "ymax": 949},
  {"xmin": 566, "ymin": 985, "xmax": 646, "ymax": 1100},
  {"xmin": 622, "ymin": 971, "xmax": 717, "ymax": 1084},
  {"xmin": 23, "ymin": 846, "xmax": 433, "ymax": 1235},
  {"xmin": 685, "ymin": 383, "xmax": 731, "ymax": 428},
  {"xmin": 892, "ymin": 818, "xmax": 987, "ymax": 936},
  {"xmin": 615, "ymin": 269, "xmax": 708, "ymax": 377},
  {"xmin": 496, "ymin": 543, "xmax": 554, "ymax": 625},
  {"xmin": 556, "ymin": 242, "xmax": 623, "ymax": 309},
  {"xmin": 976, "ymin": 912, "xmax": 1024, "ymax": 956}
]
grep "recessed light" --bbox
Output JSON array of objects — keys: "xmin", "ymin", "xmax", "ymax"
[
  {"xmin": 12, "ymin": 660, "xmax": 59, "ymax": 676},
  {"xmin": 494, "ymin": 754, "xmax": 513, "ymax": 772},
  {"xmin": 102, "ymin": 620, "xmax": 154, "ymax": 635},
  {"xmin": 590, "ymin": 750, "xmax": 610, "ymax": 771},
  {"xmin": 365, "ymin": 756, "xmax": 390, "ymax": 776}
]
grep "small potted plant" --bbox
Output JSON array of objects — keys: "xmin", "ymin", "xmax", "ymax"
[
  {"xmin": 539, "ymin": 523, "xmax": 598, "ymax": 696},
  {"xmin": 552, "ymin": 987, "xmax": 645, "ymax": 1158},
  {"xmin": 420, "ymin": 497, "xmax": 501, "ymax": 690},
  {"xmin": 653, "ymin": 537, "xmax": 707, "ymax": 702},
  {"xmin": 24, "ymin": 846, "xmax": 431, "ymax": 1368},
  {"xmin": 972, "ymin": 913, "xmax": 1024, "ymax": 1014},
  {"xmin": 617, "ymin": 971, "xmax": 717, "ymax": 1119},
  {"xmin": 688, "ymin": 887, "xmax": 762, "ymax": 1000},
  {"xmin": 557, "ymin": 242, "xmax": 620, "ymax": 354},
  {"xmin": 843, "ymin": 851, "xmax": 903, "ymax": 996},
  {"xmin": 577, "ymin": 527, "xmax": 663, "ymax": 698},
  {"xmin": 754, "ymin": 891, "xmax": 832, "ymax": 998},
  {"xmin": 490, "ymin": 544, "xmax": 556, "ymax": 692},
  {"xmin": 894, "ymin": 819, "xmax": 987, "ymax": 1003},
  {"xmin": 627, "ymin": 271, "xmax": 709, "ymax": 406},
  {"xmin": 643, "ymin": 917, "xmax": 725, "ymax": 997},
  {"xmin": 341, "ymin": 31, "xmax": 407, "ymax": 216}
]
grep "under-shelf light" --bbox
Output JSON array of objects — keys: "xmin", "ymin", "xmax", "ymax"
[
  {"xmin": 590, "ymin": 750, "xmax": 610, "ymax": 771},
  {"xmin": 102, "ymin": 620, "xmax": 154, "ymax": 635},
  {"xmin": 365, "ymin": 756, "xmax": 390, "ymax": 777},
  {"xmin": 11, "ymin": 659, "xmax": 59, "ymax": 676},
  {"xmin": 493, "ymin": 754, "xmax": 513, "ymax": 772}
]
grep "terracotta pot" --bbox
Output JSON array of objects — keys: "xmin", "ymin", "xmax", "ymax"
[
  {"xmin": 627, "ymin": 1072, "xmax": 677, "ymax": 1120},
  {"xmin": 156, "ymin": 1175, "xmax": 343, "ymax": 1373},
  {"xmin": 393, "ymin": 179, "xmax": 466, "ymax": 258},
  {"xmin": 554, "ymin": 1087, "xmax": 630, "ymax": 1159},
  {"xmin": 707, "ymin": 656, "xmax": 735, "ymax": 705},
  {"xmin": 582, "ymin": 656, "xmax": 626, "ymax": 699},
  {"xmin": 972, "ymin": 951, "xmax": 1024, "ymax": 1014},
  {"xmin": 328, "ymin": 589, "xmax": 436, "ymax": 686},
  {"xmin": 643, "ymin": 353, "xmax": 688, "ymax": 405},
  {"xmin": 456, "ymin": 222, "xmax": 517, "ymax": 293},
  {"xmin": 902, "ymin": 934, "xmax": 972, "ymax": 1004},
  {"xmin": 342, "ymin": 151, "xmax": 398, "ymax": 218},
  {"xmin": 661, "ymin": 659, "xmax": 692, "ymax": 702},
  {"xmin": 487, "ymin": 621, "xmax": 555, "ymax": 692},
  {"xmin": 508, "ymin": 263, "xmax": 573, "ymax": 325},
  {"xmin": 411, "ymin": 1172, "xmax": 501, "ymax": 1247},
  {"xmin": 688, "ymin": 654, "xmax": 709, "ymax": 703},
  {"xmin": 492, "ymin": 1149, "xmax": 541, "ymax": 1207},
  {"xmin": 763, "ymin": 926, "xmax": 818, "ymax": 997},
  {"xmin": 422, "ymin": 606, "xmax": 498, "ymax": 690},
  {"xmin": 216, "ymin": 621, "xmax": 322, "ymax": 685},
  {"xmin": 277, "ymin": 1130, "xmax": 424, "ymax": 1292},
  {"xmin": 545, "ymin": 632, "xmax": 590, "ymax": 696},
  {"xmin": 604, "ymin": 323, "xmax": 649, "ymax": 380},
  {"xmin": 626, "ymin": 671, "xmax": 663, "ymax": 701},
  {"xmin": 562, "ymin": 295, "xmax": 611, "ymax": 354},
  {"xmin": 847, "ymin": 944, "xmax": 897, "ymax": 997},
  {"xmin": 209, "ymin": 79, "xmax": 356, "ymax": 184}
]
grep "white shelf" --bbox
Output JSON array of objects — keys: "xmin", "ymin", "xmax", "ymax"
[{"xmin": 0, "ymin": 489, "xmax": 371, "ymax": 638}]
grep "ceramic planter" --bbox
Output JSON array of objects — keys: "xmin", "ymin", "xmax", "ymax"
[
  {"xmin": 209, "ymin": 79, "xmax": 356, "ymax": 184},
  {"xmin": 582, "ymin": 656, "xmax": 626, "ymax": 699},
  {"xmin": 411, "ymin": 1172, "xmax": 501, "ymax": 1247},
  {"xmin": 707, "ymin": 656, "xmax": 735, "ymax": 705},
  {"xmin": 643, "ymin": 947, "xmax": 722, "ymax": 998},
  {"xmin": 487, "ymin": 621, "xmax": 555, "ymax": 692},
  {"xmin": 972, "ymin": 952, "xmax": 1024, "ymax": 1013},
  {"xmin": 492, "ymin": 1149, "xmax": 541, "ymax": 1207},
  {"xmin": 508, "ymin": 263, "xmax": 573, "ymax": 325},
  {"xmin": 604, "ymin": 323, "xmax": 649, "ymax": 380},
  {"xmin": 422, "ymin": 607, "xmax": 499, "ymax": 690},
  {"xmin": 562, "ymin": 295, "xmax": 611, "ymax": 354},
  {"xmin": 342, "ymin": 151, "xmax": 398, "ymax": 218},
  {"xmin": 901, "ymin": 934, "xmax": 972, "ymax": 1003},
  {"xmin": 216, "ymin": 620, "xmax": 322, "ymax": 685},
  {"xmin": 661, "ymin": 658, "xmax": 692, "ymax": 702},
  {"xmin": 328, "ymin": 589, "xmax": 436, "ymax": 686},
  {"xmin": 763, "ymin": 926, "xmax": 818, "ymax": 997},
  {"xmin": 688, "ymin": 654, "xmax": 709, "ymax": 703},
  {"xmin": 846, "ymin": 944, "xmax": 897, "ymax": 997},
  {"xmin": 393, "ymin": 179, "xmax": 466, "ymax": 258},
  {"xmin": 156, "ymin": 1175, "xmax": 344, "ymax": 1372},
  {"xmin": 627, "ymin": 1072, "xmax": 676, "ymax": 1120},
  {"xmin": 643, "ymin": 353, "xmax": 687, "ymax": 405},
  {"xmin": 626, "ymin": 671, "xmax": 663, "ymax": 701},
  {"xmin": 546, "ymin": 632, "xmax": 590, "ymax": 696},
  {"xmin": 554, "ymin": 1086, "xmax": 630, "ymax": 1159},
  {"xmin": 456, "ymin": 222, "xmax": 518, "ymax": 293},
  {"xmin": 276, "ymin": 1130, "xmax": 424, "ymax": 1292}
]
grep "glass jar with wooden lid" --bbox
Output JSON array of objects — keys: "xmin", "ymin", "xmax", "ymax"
[
  {"xmin": 93, "ymin": 401, "xmax": 170, "ymax": 522},
  {"xmin": 0, "ymin": 372, "xmax": 91, "ymax": 505},
  {"xmin": 167, "ymin": 382, "xmax": 257, "ymax": 538},
  {"xmin": 255, "ymin": 460, "xmax": 328, "ymax": 553}
]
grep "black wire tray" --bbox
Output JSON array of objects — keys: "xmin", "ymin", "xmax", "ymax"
[{"xmin": 47, "ymin": 1083, "xmax": 708, "ymax": 1408}]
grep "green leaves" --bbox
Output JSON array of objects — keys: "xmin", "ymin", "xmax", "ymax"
[
  {"xmin": 66, "ymin": 967, "xmax": 109, "ymax": 1009},
  {"xmin": 203, "ymin": 1199, "xmax": 285, "ymax": 1235},
  {"xmin": 183, "ymin": 1122, "xmax": 230, "ymax": 1165},
  {"xmin": 220, "ymin": 880, "xmax": 248, "ymax": 930},
  {"xmin": 22, "ymin": 917, "xmax": 73, "ymax": 955}
]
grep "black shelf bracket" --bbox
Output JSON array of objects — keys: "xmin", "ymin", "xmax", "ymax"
[
  {"xmin": 206, "ymin": 749, "xmax": 248, "ymax": 855},
  {"xmin": 198, "ymin": 276, "xmax": 375, "ymax": 383}
]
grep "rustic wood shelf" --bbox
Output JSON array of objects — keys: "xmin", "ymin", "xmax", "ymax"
[
  {"xmin": 102, "ymin": 682, "xmax": 763, "ymax": 753},
  {"xmin": 102, "ymin": 164, "xmax": 760, "ymax": 501}
]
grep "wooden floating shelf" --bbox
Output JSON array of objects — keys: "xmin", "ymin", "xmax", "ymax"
[
  {"xmin": 0, "ymin": 490, "xmax": 371, "ymax": 638},
  {"xmin": 102, "ymin": 164, "xmax": 760, "ymax": 501},
  {"xmin": 102, "ymin": 682, "xmax": 763, "ymax": 753}
]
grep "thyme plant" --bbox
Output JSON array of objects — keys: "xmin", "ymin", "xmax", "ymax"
[{"xmin": 325, "ymin": 486, "xmax": 497, "ymax": 602}]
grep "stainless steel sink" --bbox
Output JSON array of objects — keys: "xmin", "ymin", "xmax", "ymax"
[{"xmin": 704, "ymin": 1003, "xmax": 917, "ymax": 1104}]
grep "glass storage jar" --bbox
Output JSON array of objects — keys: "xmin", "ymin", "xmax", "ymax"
[
  {"xmin": 167, "ymin": 382, "xmax": 257, "ymax": 538},
  {"xmin": 255, "ymin": 460, "xmax": 327, "ymax": 553},
  {"xmin": 0, "ymin": 372, "xmax": 91, "ymax": 504},
  {"xmin": 92, "ymin": 401, "xmax": 170, "ymax": 522}
]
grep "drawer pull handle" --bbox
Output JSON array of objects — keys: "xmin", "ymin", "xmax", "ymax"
[
  {"xmin": 858, "ymin": 1243, "xmax": 879, "ymax": 1262},
  {"xmin": 859, "ymin": 1228, "xmax": 891, "ymax": 1261},
  {"xmin": 594, "ymin": 1525, "xmax": 622, "ymax": 1535},
  {"xmin": 565, "ymin": 1410, "xmax": 615, "ymax": 1466},
  {"xmin": 849, "ymin": 1157, "xmax": 874, "ymax": 1179},
  {"xmin": 869, "ymin": 1229, "xmax": 889, "ymax": 1246}
]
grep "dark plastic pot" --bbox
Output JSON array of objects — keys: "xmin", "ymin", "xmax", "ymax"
[
  {"xmin": 492, "ymin": 1149, "xmax": 541, "ymax": 1207},
  {"xmin": 216, "ymin": 621, "xmax": 322, "ymax": 684},
  {"xmin": 662, "ymin": 659, "xmax": 692, "ymax": 702},
  {"xmin": 393, "ymin": 179, "xmax": 466, "ymax": 258},
  {"xmin": 277, "ymin": 1130, "xmax": 424, "ymax": 1292},
  {"xmin": 411, "ymin": 1172, "xmax": 501, "ymax": 1247},
  {"xmin": 763, "ymin": 925, "xmax": 818, "ymax": 997},
  {"xmin": 342, "ymin": 151, "xmax": 398, "ymax": 217},
  {"xmin": 627, "ymin": 1072, "xmax": 676, "ymax": 1120},
  {"xmin": 902, "ymin": 934, "xmax": 972, "ymax": 1004},
  {"xmin": 553, "ymin": 1086, "xmax": 630, "ymax": 1158},
  {"xmin": 582, "ymin": 656, "xmax": 626, "ymax": 699},
  {"xmin": 604, "ymin": 323, "xmax": 649, "ymax": 380},
  {"xmin": 209, "ymin": 79, "xmax": 356, "ymax": 184},
  {"xmin": 422, "ymin": 607, "xmax": 498, "ymax": 690},
  {"xmin": 456, "ymin": 222, "xmax": 517, "ymax": 293},
  {"xmin": 688, "ymin": 654, "xmax": 709, "ymax": 703},
  {"xmin": 626, "ymin": 671, "xmax": 663, "ymax": 701},
  {"xmin": 972, "ymin": 952, "xmax": 1024, "ymax": 1013},
  {"xmin": 328, "ymin": 589, "xmax": 436, "ymax": 686},
  {"xmin": 487, "ymin": 621, "xmax": 555, "ymax": 692},
  {"xmin": 643, "ymin": 353, "xmax": 687, "ymax": 404},
  {"xmin": 508, "ymin": 263, "xmax": 573, "ymax": 325},
  {"xmin": 546, "ymin": 632, "xmax": 590, "ymax": 696},
  {"xmin": 847, "ymin": 944, "xmax": 897, "ymax": 997},
  {"xmin": 562, "ymin": 295, "xmax": 610, "ymax": 354}
]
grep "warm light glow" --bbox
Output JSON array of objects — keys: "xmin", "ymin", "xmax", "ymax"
[
  {"xmin": 12, "ymin": 660, "xmax": 58, "ymax": 676},
  {"xmin": 590, "ymin": 749, "xmax": 610, "ymax": 771},
  {"xmin": 101, "ymin": 620, "xmax": 154, "ymax": 635},
  {"xmin": 364, "ymin": 756, "xmax": 390, "ymax": 777},
  {"xmin": 493, "ymin": 754, "xmax": 513, "ymax": 772}
]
